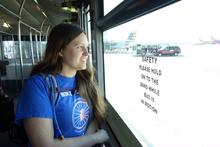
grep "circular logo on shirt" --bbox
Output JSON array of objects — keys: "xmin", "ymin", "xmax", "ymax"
[{"xmin": 72, "ymin": 98, "xmax": 90, "ymax": 133}]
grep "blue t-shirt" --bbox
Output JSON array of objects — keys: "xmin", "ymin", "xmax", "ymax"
[{"xmin": 15, "ymin": 74, "xmax": 92, "ymax": 140}]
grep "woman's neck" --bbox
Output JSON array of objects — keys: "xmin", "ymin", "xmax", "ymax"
[{"xmin": 60, "ymin": 64, "xmax": 77, "ymax": 77}]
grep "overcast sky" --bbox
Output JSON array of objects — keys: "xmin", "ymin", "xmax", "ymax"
[{"xmin": 104, "ymin": 0, "xmax": 220, "ymax": 44}]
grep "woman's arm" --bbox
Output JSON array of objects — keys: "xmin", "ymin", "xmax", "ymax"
[
  {"xmin": 24, "ymin": 118, "xmax": 109, "ymax": 147},
  {"xmin": 86, "ymin": 120, "xmax": 98, "ymax": 135}
]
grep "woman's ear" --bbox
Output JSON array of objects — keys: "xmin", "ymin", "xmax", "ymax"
[{"xmin": 59, "ymin": 50, "xmax": 63, "ymax": 57}]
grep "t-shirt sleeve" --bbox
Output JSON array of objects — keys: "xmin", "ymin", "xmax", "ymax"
[{"xmin": 15, "ymin": 75, "xmax": 53, "ymax": 125}]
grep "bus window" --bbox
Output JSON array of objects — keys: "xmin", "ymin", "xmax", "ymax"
[
  {"xmin": 104, "ymin": 0, "xmax": 220, "ymax": 146},
  {"xmin": 104, "ymin": 0, "xmax": 123, "ymax": 15}
]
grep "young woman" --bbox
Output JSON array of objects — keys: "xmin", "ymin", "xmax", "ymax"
[{"xmin": 15, "ymin": 23, "xmax": 109, "ymax": 147}]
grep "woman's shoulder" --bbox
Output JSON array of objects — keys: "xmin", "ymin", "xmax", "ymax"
[
  {"xmin": 24, "ymin": 74, "xmax": 48, "ymax": 90},
  {"xmin": 27, "ymin": 74, "xmax": 45, "ymax": 83}
]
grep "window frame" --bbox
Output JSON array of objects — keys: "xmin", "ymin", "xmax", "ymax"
[{"xmin": 90, "ymin": 0, "xmax": 181, "ymax": 146}]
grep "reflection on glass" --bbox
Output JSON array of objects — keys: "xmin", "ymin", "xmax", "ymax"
[{"xmin": 104, "ymin": 0, "xmax": 220, "ymax": 146}]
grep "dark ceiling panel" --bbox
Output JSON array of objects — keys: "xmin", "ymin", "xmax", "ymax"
[
  {"xmin": 0, "ymin": 0, "xmax": 86, "ymax": 34},
  {"xmin": 0, "ymin": 0, "xmax": 73, "ymax": 35},
  {"xmin": 0, "ymin": 0, "xmax": 20, "ymax": 16},
  {"xmin": 37, "ymin": 0, "xmax": 71, "ymax": 25}
]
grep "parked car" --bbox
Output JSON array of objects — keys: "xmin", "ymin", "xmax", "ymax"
[{"xmin": 155, "ymin": 45, "xmax": 181, "ymax": 56}]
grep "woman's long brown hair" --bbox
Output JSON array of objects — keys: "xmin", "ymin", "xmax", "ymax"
[{"xmin": 31, "ymin": 23, "xmax": 106, "ymax": 123}]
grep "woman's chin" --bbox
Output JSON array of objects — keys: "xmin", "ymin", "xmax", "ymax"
[{"xmin": 80, "ymin": 65, "xmax": 87, "ymax": 70}]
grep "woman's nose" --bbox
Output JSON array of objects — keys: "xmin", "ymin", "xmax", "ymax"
[{"xmin": 82, "ymin": 47, "xmax": 89, "ymax": 56}]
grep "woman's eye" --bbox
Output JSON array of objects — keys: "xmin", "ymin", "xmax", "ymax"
[
  {"xmin": 75, "ymin": 45, "xmax": 82, "ymax": 49},
  {"xmin": 75, "ymin": 45, "xmax": 89, "ymax": 52}
]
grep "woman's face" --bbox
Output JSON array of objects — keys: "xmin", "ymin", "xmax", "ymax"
[{"xmin": 60, "ymin": 33, "xmax": 89, "ymax": 70}]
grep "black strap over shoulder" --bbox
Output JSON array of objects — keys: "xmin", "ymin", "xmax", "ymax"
[
  {"xmin": 40, "ymin": 73, "xmax": 60, "ymax": 105},
  {"xmin": 40, "ymin": 73, "xmax": 94, "ymax": 140},
  {"xmin": 40, "ymin": 73, "xmax": 64, "ymax": 140}
]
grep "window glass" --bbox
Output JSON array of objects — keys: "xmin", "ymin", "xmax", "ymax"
[
  {"xmin": 104, "ymin": 0, "xmax": 123, "ymax": 15},
  {"xmin": 2, "ymin": 41, "xmax": 14, "ymax": 59},
  {"xmin": 104, "ymin": 0, "xmax": 220, "ymax": 146}
]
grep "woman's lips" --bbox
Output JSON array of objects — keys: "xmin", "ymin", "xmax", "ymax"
[{"xmin": 82, "ymin": 58, "xmax": 87, "ymax": 62}]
